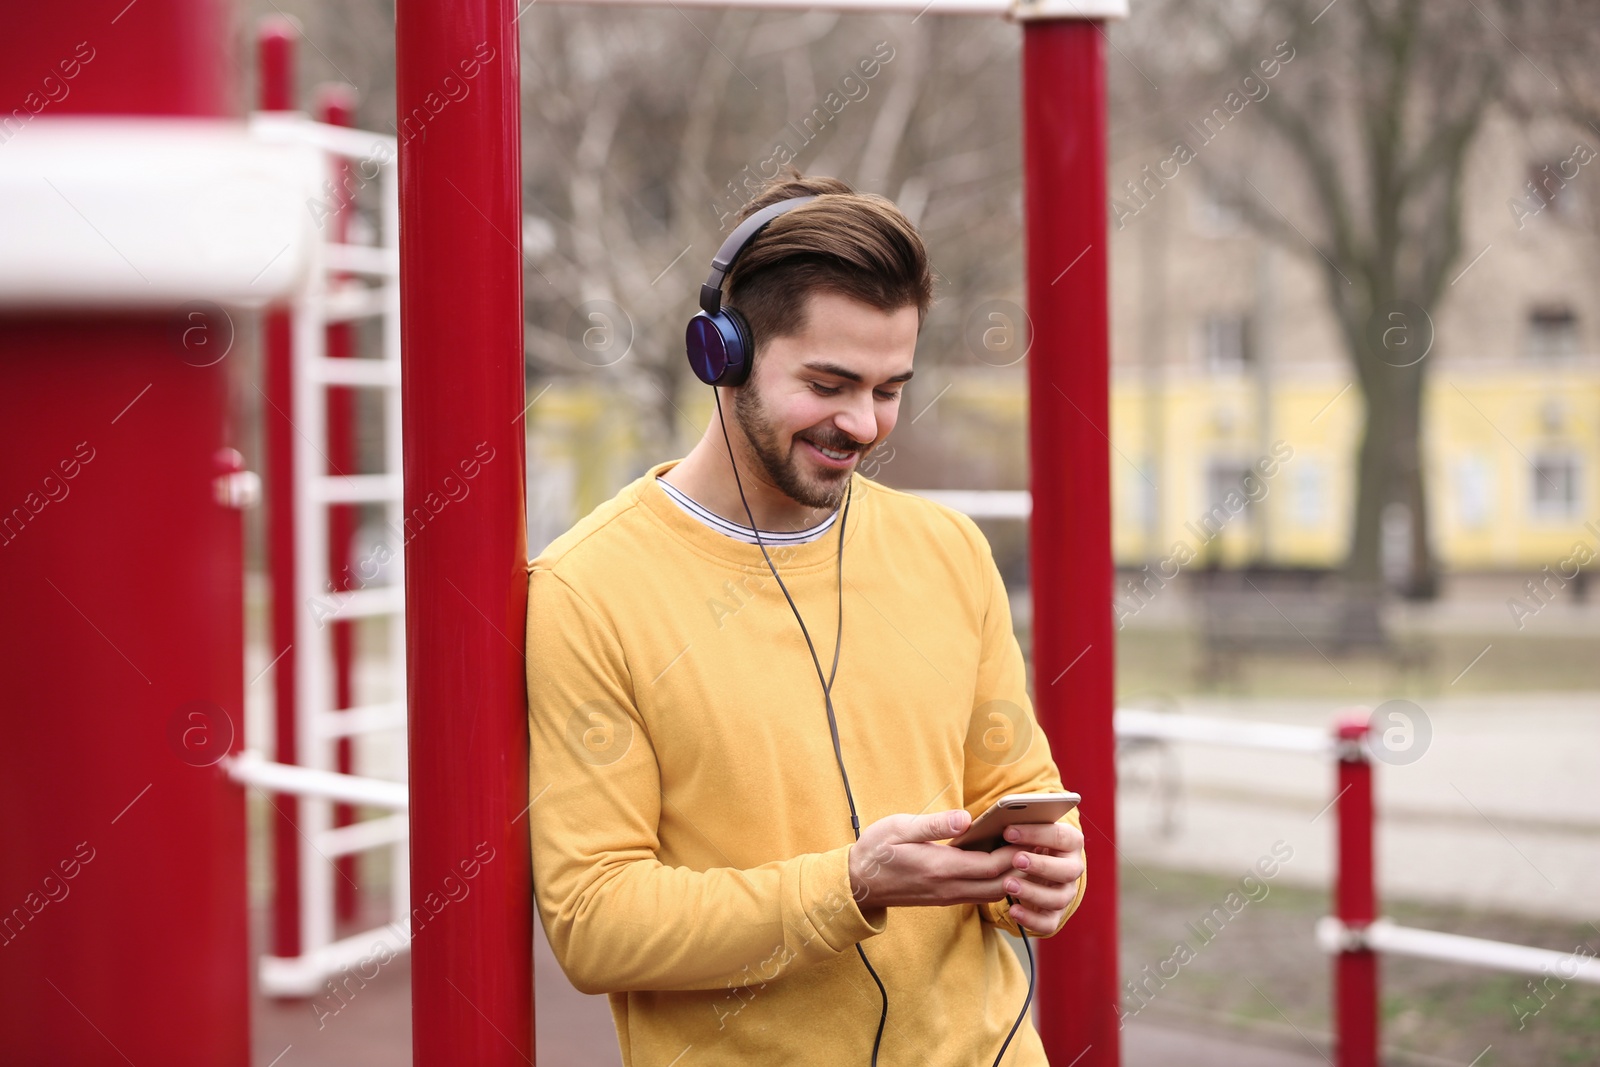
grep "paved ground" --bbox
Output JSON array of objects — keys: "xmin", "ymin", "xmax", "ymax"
[{"xmin": 1122, "ymin": 1023, "xmax": 1327, "ymax": 1067}]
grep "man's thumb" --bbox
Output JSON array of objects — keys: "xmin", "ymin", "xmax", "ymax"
[{"xmin": 909, "ymin": 808, "xmax": 971, "ymax": 843}]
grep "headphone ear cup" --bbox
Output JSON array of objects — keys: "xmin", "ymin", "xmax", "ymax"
[
  {"xmin": 686, "ymin": 312, "xmax": 725, "ymax": 385},
  {"xmin": 686, "ymin": 309, "xmax": 755, "ymax": 387},
  {"xmin": 720, "ymin": 308, "xmax": 755, "ymax": 387}
]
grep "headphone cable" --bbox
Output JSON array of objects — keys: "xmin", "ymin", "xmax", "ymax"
[
  {"xmin": 712, "ymin": 389, "xmax": 1033, "ymax": 1067},
  {"xmin": 995, "ymin": 918, "xmax": 1035, "ymax": 1066}
]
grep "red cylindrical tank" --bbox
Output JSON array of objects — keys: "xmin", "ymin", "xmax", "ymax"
[{"xmin": 0, "ymin": 2, "xmax": 249, "ymax": 1063}]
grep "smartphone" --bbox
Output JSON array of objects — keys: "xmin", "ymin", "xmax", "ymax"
[{"xmin": 947, "ymin": 792, "xmax": 1081, "ymax": 852}]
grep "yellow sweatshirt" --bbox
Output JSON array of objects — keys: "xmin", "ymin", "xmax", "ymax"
[{"xmin": 525, "ymin": 458, "xmax": 1087, "ymax": 1067}]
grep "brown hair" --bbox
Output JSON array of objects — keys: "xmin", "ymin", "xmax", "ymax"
[{"xmin": 725, "ymin": 172, "xmax": 933, "ymax": 355}]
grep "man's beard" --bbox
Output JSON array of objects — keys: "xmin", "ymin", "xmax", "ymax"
[{"xmin": 731, "ymin": 382, "xmax": 868, "ymax": 514}]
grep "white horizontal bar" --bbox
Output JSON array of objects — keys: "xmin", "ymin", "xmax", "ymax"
[
  {"xmin": 536, "ymin": 0, "xmax": 1128, "ymax": 14},
  {"xmin": 0, "ymin": 118, "xmax": 318, "ymax": 308},
  {"xmin": 1013, "ymin": 0, "xmax": 1127, "ymax": 16},
  {"xmin": 540, "ymin": 0, "xmax": 1003, "ymax": 10},
  {"xmin": 259, "ymin": 923, "xmax": 412, "ymax": 997},
  {"xmin": 316, "ymin": 813, "xmax": 410, "ymax": 858},
  {"xmin": 325, "ymin": 243, "xmax": 399, "ymax": 277},
  {"xmin": 323, "ymin": 585, "xmax": 405, "ymax": 620},
  {"xmin": 1319, "ymin": 918, "xmax": 1600, "ymax": 984},
  {"xmin": 1114, "ymin": 707, "xmax": 1334, "ymax": 755},
  {"xmin": 308, "ymin": 356, "xmax": 400, "ymax": 388},
  {"xmin": 315, "ymin": 702, "xmax": 407, "ymax": 739},
  {"xmin": 326, "ymin": 284, "xmax": 389, "ymax": 324},
  {"xmin": 226, "ymin": 750, "xmax": 409, "ymax": 810},
  {"xmin": 248, "ymin": 111, "xmax": 399, "ymax": 162},
  {"xmin": 909, "ymin": 489, "xmax": 1032, "ymax": 520},
  {"xmin": 311, "ymin": 474, "xmax": 403, "ymax": 505}
]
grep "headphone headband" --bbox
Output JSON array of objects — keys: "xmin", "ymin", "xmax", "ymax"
[{"xmin": 699, "ymin": 195, "xmax": 818, "ymax": 314}]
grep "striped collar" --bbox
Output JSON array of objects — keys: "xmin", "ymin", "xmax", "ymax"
[{"xmin": 654, "ymin": 474, "xmax": 838, "ymax": 545}]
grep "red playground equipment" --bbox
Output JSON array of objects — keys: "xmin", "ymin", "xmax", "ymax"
[{"xmin": 14, "ymin": 3, "xmax": 1586, "ymax": 1067}]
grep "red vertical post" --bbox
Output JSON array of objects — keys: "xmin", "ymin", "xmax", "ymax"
[
  {"xmin": 395, "ymin": 1, "xmax": 533, "ymax": 1063},
  {"xmin": 258, "ymin": 15, "xmax": 303, "ymax": 967},
  {"xmin": 1020, "ymin": 13, "xmax": 1121, "ymax": 1066},
  {"xmin": 317, "ymin": 81, "xmax": 362, "ymax": 925},
  {"xmin": 1335, "ymin": 712, "xmax": 1379, "ymax": 1067},
  {"xmin": 0, "ymin": 1, "xmax": 246, "ymax": 1062}
]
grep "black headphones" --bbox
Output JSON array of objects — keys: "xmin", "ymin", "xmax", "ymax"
[
  {"xmin": 684, "ymin": 195, "xmax": 816, "ymax": 387},
  {"xmin": 685, "ymin": 195, "xmax": 1034, "ymax": 1067}
]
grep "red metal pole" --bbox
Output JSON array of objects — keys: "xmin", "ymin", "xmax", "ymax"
[
  {"xmin": 258, "ymin": 17, "xmax": 295, "ymax": 115},
  {"xmin": 395, "ymin": 1, "xmax": 533, "ymax": 1062},
  {"xmin": 1335, "ymin": 711, "xmax": 1379, "ymax": 1067},
  {"xmin": 317, "ymin": 81, "xmax": 362, "ymax": 926},
  {"xmin": 1021, "ymin": 16, "xmax": 1120, "ymax": 1067},
  {"xmin": 258, "ymin": 15, "xmax": 303, "ymax": 967},
  {"xmin": 0, "ymin": 2, "xmax": 246, "ymax": 1062}
]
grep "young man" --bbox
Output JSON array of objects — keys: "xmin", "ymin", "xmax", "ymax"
[{"xmin": 525, "ymin": 174, "xmax": 1086, "ymax": 1066}]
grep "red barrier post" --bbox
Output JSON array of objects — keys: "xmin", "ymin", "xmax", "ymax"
[
  {"xmin": 258, "ymin": 15, "xmax": 303, "ymax": 968},
  {"xmin": 1020, "ymin": 13, "xmax": 1121, "ymax": 1067},
  {"xmin": 395, "ymin": 0, "xmax": 533, "ymax": 1062},
  {"xmin": 1335, "ymin": 711, "xmax": 1379, "ymax": 1067}
]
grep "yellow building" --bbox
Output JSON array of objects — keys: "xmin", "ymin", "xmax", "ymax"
[
  {"xmin": 524, "ymin": 355, "xmax": 1600, "ymax": 575},
  {"xmin": 1108, "ymin": 366, "xmax": 1600, "ymax": 571},
  {"xmin": 1106, "ymin": 106, "xmax": 1600, "ymax": 575}
]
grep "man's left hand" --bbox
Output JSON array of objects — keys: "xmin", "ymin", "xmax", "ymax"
[{"xmin": 996, "ymin": 820, "xmax": 1085, "ymax": 936}]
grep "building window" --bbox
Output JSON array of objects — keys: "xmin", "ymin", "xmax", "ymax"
[
  {"xmin": 1525, "ymin": 305, "xmax": 1580, "ymax": 360},
  {"xmin": 1123, "ymin": 460, "xmax": 1158, "ymax": 528},
  {"xmin": 1453, "ymin": 455, "xmax": 1494, "ymax": 530},
  {"xmin": 1291, "ymin": 460, "xmax": 1325, "ymax": 528},
  {"xmin": 1527, "ymin": 160, "xmax": 1580, "ymax": 219},
  {"xmin": 1530, "ymin": 454, "xmax": 1580, "ymax": 519},
  {"xmin": 1205, "ymin": 460, "xmax": 1256, "ymax": 525},
  {"xmin": 1192, "ymin": 184, "xmax": 1243, "ymax": 235},
  {"xmin": 1199, "ymin": 314, "xmax": 1252, "ymax": 373}
]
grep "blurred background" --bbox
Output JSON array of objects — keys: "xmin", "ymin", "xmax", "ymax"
[{"xmin": 5, "ymin": 0, "xmax": 1599, "ymax": 1063}]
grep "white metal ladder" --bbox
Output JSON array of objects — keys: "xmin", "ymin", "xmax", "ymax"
[{"xmin": 250, "ymin": 112, "xmax": 410, "ymax": 997}]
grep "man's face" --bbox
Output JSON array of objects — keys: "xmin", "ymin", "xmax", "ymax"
[{"xmin": 731, "ymin": 289, "xmax": 919, "ymax": 511}]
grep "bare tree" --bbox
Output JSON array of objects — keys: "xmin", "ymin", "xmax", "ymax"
[
  {"xmin": 1519, "ymin": 0, "xmax": 1600, "ymax": 268},
  {"xmin": 244, "ymin": 1, "xmax": 1063, "ymax": 498},
  {"xmin": 515, "ymin": 7, "xmax": 1031, "ymax": 475},
  {"xmin": 1117, "ymin": 0, "xmax": 1509, "ymax": 600}
]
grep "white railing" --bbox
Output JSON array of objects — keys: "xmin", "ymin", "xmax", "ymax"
[
  {"xmin": 228, "ymin": 751, "xmax": 408, "ymax": 811},
  {"xmin": 1115, "ymin": 707, "xmax": 1333, "ymax": 755},
  {"xmin": 1115, "ymin": 705, "xmax": 1600, "ymax": 1065},
  {"xmin": 907, "ymin": 488, "xmax": 1032, "ymax": 519},
  {"xmin": 1316, "ymin": 917, "xmax": 1600, "ymax": 985}
]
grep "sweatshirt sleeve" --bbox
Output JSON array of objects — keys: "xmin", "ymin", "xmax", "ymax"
[
  {"xmin": 525, "ymin": 565, "xmax": 888, "ymax": 996},
  {"xmin": 956, "ymin": 520, "xmax": 1088, "ymax": 940}
]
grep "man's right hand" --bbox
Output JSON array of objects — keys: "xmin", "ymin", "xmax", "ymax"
[{"xmin": 847, "ymin": 809, "xmax": 1021, "ymax": 910}]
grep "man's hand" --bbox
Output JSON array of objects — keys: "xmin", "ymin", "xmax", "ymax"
[
  {"xmin": 848, "ymin": 809, "xmax": 1019, "ymax": 910},
  {"xmin": 993, "ymin": 819, "xmax": 1085, "ymax": 936},
  {"xmin": 845, "ymin": 809, "xmax": 1035, "ymax": 912},
  {"xmin": 846, "ymin": 809, "xmax": 1085, "ymax": 936}
]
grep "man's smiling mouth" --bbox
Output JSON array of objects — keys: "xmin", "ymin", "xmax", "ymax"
[{"xmin": 800, "ymin": 436, "xmax": 862, "ymax": 465}]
